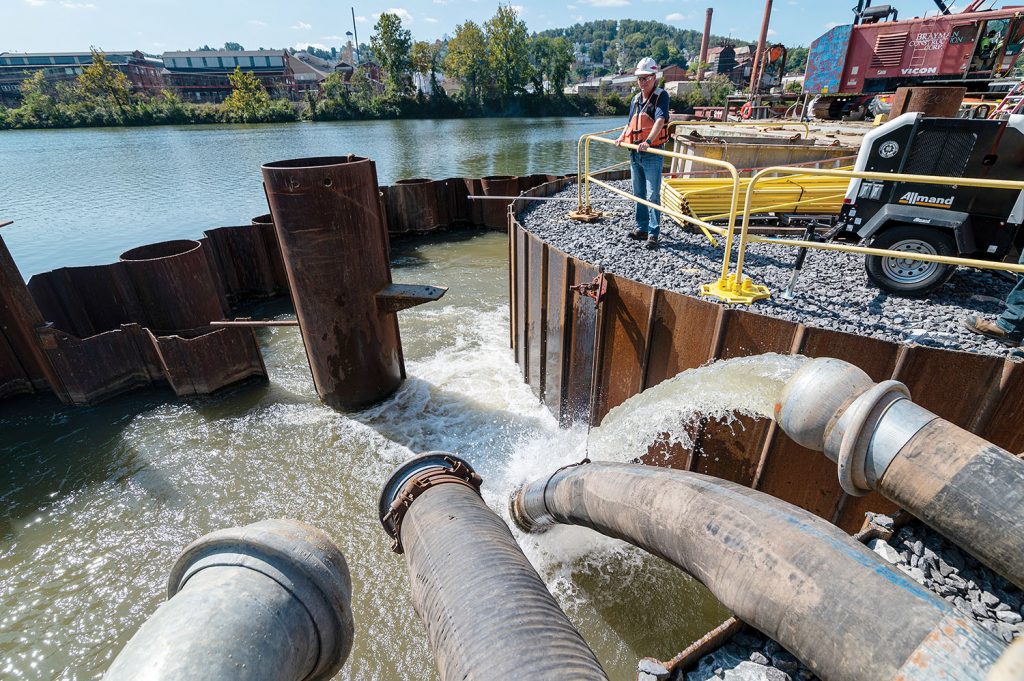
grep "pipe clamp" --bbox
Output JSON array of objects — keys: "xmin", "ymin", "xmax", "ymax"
[
  {"xmin": 379, "ymin": 452, "xmax": 482, "ymax": 554},
  {"xmin": 831, "ymin": 380, "xmax": 909, "ymax": 496}
]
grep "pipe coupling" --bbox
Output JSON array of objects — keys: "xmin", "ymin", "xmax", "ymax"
[
  {"xmin": 776, "ymin": 358, "xmax": 937, "ymax": 496},
  {"xmin": 166, "ymin": 518, "xmax": 355, "ymax": 681},
  {"xmin": 509, "ymin": 458, "xmax": 591, "ymax": 533},
  {"xmin": 378, "ymin": 452, "xmax": 482, "ymax": 553}
]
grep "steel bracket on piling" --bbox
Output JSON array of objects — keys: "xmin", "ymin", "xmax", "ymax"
[
  {"xmin": 375, "ymin": 284, "xmax": 448, "ymax": 314},
  {"xmin": 700, "ymin": 273, "xmax": 771, "ymax": 305},
  {"xmin": 570, "ymin": 273, "xmax": 607, "ymax": 305}
]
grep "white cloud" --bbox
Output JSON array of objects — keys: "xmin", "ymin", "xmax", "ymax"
[
  {"xmin": 767, "ymin": 28, "xmax": 777, "ymax": 36},
  {"xmin": 355, "ymin": 15, "xmax": 367, "ymax": 23},
  {"xmin": 510, "ymin": 4, "xmax": 523, "ymax": 14},
  {"xmin": 665, "ymin": 12, "xmax": 686, "ymax": 21},
  {"xmin": 60, "ymin": 1, "xmax": 95, "ymax": 8},
  {"xmin": 295, "ymin": 42, "xmax": 329, "ymax": 52},
  {"xmin": 24, "ymin": 0, "xmax": 47, "ymax": 6},
  {"xmin": 387, "ymin": 7, "xmax": 414, "ymax": 23},
  {"xmin": 433, "ymin": 0, "xmax": 449, "ymax": 4},
  {"xmin": 424, "ymin": 16, "xmax": 439, "ymax": 22},
  {"xmin": 291, "ymin": 20, "xmax": 312, "ymax": 30},
  {"xmin": 248, "ymin": 19, "xmax": 266, "ymax": 26},
  {"xmin": 579, "ymin": 0, "xmax": 630, "ymax": 7},
  {"xmin": 321, "ymin": 35, "xmax": 346, "ymax": 40},
  {"xmin": 824, "ymin": 20, "xmax": 842, "ymax": 30}
]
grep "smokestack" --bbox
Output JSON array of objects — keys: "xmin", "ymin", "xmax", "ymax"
[
  {"xmin": 749, "ymin": 0, "xmax": 774, "ymax": 96},
  {"xmin": 697, "ymin": 8, "xmax": 713, "ymax": 82}
]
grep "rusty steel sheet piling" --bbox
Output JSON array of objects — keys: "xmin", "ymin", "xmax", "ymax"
[
  {"xmin": 384, "ymin": 178, "xmax": 441, "ymax": 235},
  {"xmin": 203, "ymin": 225, "xmax": 278, "ymax": 302},
  {"xmin": 119, "ymin": 240, "xmax": 226, "ymax": 333},
  {"xmin": 480, "ymin": 176, "xmax": 521, "ymax": 230},
  {"xmin": 509, "ymin": 174, "xmax": 1024, "ymax": 539},
  {"xmin": 0, "ymin": 225, "xmax": 64, "ymax": 401},
  {"xmin": 262, "ymin": 156, "xmax": 445, "ymax": 411}
]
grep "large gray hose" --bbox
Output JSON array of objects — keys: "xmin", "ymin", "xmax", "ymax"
[
  {"xmin": 775, "ymin": 357, "xmax": 1024, "ymax": 589},
  {"xmin": 379, "ymin": 452, "xmax": 608, "ymax": 681},
  {"xmin": 511, "ymin": 461, "xmax": 1005, "ymax": 681},
  {"xmin": 104, "ymin": 519, "xmax": 354, "ymax": 681}
]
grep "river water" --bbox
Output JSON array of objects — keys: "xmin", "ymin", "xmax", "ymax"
[{"xmin": 0, "ymin": 117, "xmax": 738, "ymax": 680}]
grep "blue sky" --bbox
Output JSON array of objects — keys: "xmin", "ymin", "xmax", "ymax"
[{"xmin": 0, "ymin": 0, "xmax": 994, "ymax": 54}]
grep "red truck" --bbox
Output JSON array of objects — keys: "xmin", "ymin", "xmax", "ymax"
[{"xmin": 804, "ymin": 1, "xmax": 1024, "ymax": 119}]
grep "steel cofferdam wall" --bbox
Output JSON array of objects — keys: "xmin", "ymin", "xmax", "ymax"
[
  {"xmin": 509, "ymin": 178, "xmax": 1024, "ymax": 534},
  {"xmin": 0, "ymin": 173, "xmax": 565, "ymax": 409}
]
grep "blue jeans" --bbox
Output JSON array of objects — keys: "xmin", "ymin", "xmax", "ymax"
[
  {"xmin": 630, "ymin": 150, "xmax": 664, "ymax": 238},
  {"xmin": 997, "ymin": 248, "xmax": 1024, "ymax": 340}
]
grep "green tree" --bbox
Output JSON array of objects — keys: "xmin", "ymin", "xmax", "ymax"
[
  {"xmin": 444, "ymin": 21, "xmax": 488, "ymax": 100},
  {"xmin": 528, "ymin": 36, "xmax": 574, "ymax": 94},
  {"xmin": 485, "ymin": 5, "xmax": 530, "ymax": 99},
  {"xmin": 76, "ymin": 48, "xmax": 132, "ymax": 115},
  {"xmin": 223, "ymin": 66, "xmax": 272, "ymax": 122},
  {"xmin": 223, "ymin": 42, "xmax": 245, "ymax": 51},
  {"xmin": 411, "ymin": 40, "xmax": 443, "ymax": 93},
  {"xmin": 18, "ymin": 71, "xmax": 60, "ymax": 123},
  {"xmin": 370, "ymin": 12, "xmax": 413, "ymax": 93}
]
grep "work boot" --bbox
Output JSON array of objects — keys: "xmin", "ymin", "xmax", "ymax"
[
  {"xmin": 644, "ymin": 235, "xmax": 660, "ymax": 250},
  {"xmin": 628, "ymin": 229, "xmax": 647, "ymax": 240},
  {"xmin": 962, "ymin": 314, "xmax": 1020, "ymax": 346}
]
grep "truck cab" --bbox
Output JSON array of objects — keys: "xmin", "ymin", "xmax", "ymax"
[{"xmin": 835, "ymin": 112, "xmax": 1024, "ymax": 294}]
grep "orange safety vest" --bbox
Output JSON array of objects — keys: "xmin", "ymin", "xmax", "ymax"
[{"xmin": 627, "ymin": 88, "xmax": 669, "ymax": 147}]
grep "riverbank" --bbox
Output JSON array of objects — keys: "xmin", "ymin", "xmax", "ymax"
[{"xmin": 0, "ymin": 91, "xmax": 629, "ymax": 131}]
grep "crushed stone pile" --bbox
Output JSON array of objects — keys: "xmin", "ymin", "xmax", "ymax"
[{"xmin": 521, "ymin": 181, "xmax": 1018, "ymax": 358}]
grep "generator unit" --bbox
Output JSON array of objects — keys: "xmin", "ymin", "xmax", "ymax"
[{"xmin": 836, "ymin": 112, "xmax": 1024, "ymax": 294}]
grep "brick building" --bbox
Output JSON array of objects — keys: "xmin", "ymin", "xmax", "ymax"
[
  {"xmin": 0, "ymin": 50, "xmax": 163, "ymax": 107},
  {"xmin": 161, "ymin": 50, "xmax": 294, "ymax": 103}
]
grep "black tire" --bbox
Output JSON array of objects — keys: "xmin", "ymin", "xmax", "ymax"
[{"xmin": 865, "ymin": 225, "xmax": 957, "ymax": 296}]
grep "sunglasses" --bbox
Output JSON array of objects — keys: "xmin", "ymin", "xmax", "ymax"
[{"xmin": 638, "ymin": 74, "xmax": 655, "ymax": 81}]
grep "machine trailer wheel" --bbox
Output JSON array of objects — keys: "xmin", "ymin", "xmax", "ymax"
[{"xmin": 865, "ymin": 226, "xmax": 957, "ymax": 296}]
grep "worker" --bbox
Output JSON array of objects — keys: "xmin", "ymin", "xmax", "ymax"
[
  {"xmin": 981, "ymin": 30, "xmax": 998, "ymax": 69},
  {"xmin": 963, "ymin": 258, "xmax": 1024, "ymax": 346},
  {"xmin": 615, "ymin": 57, "xmax": 671, "ymax": 250}
]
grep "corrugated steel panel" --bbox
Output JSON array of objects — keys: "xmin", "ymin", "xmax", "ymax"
[
  {"xmin": 644, "ymin": 290, "xmax": 722, "ymax": 389},
  {"xmin": 564, "ymin": 258, "xmax": 600, "ymax": 424},
  {"xmin": 979, "ymin": 358, "xmax": 1024, "ymax": 453},
  {"xmin": 152, "ymin": 327, "xmax": 266, "ymax": 397},
  {"xmin": 527, "ymin": 234, "xmax": 547, "ymax": 398},
  {"xmin": 544, "ymin": 246, "xmax": 571, "ymax": 417},
  {"xmin": 594, "ymin": 275, "xmax": 655, "ymax": 422},
  {"xmin": 203, "ymin": 225, "xmax": 278, "ymax": 302},
  {"xmin": 515, "ymin": 226, "xmax": 528, "ymax": 374},
  {"xmin": 894, "ymin": 345, "xmax": 1003, "ymax": 429}
]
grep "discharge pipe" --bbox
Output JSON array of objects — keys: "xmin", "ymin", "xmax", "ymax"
[
  {"xmin": 379, "ymin": 452, "xmax": 608, "ymax": 681},
  {"xmin": 511, "ymin": 461, "xmax": 1005, "ymax": 681},
  {"xmin": 104, "ymin": 519, "xmax": 355, "ymax": 681},
  {"xmin": 775, "ymin": 357, "xmax": 1024, "ymax": 590}
]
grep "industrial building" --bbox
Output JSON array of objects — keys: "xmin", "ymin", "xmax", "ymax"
[{"xmin": 0, "ymin": 50, "xmax": 163, "ymax": 107}]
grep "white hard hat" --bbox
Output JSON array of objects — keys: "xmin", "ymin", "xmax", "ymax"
[{"xmin": 634, "ymin": 57, "xmax": 659, "ymax": 76}]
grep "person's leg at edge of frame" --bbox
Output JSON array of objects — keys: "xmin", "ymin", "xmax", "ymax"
[
  {"xmin": 631, "ymin": 150, "xmax": 650, "ymax": 235},
  {"xmin": 996, "ymin": 254, "xmax": 1024, "ymax": 342},
  {"xmin": 644, "ymin": 151, "xmax": 663, "ymax": 240}
]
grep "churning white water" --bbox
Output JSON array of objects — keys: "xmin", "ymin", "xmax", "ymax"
[{"xmin": 0, "ymin": 233, "xmax": 807, "ymax": 680}]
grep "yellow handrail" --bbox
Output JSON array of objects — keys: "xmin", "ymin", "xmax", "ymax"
[
  {"xmin": 667, "ymin": 119, "xmax": 812, "ymax": 139},
  {"xmin": 703, "ymin": 165, "xmax": 1024, "ymax": 304},
  {"xmin": 582, "ymin": 133, "xmax": 746, "ymax": 261}
]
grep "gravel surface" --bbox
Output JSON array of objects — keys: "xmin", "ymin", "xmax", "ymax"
[
  {"xmin": 521, "ymin": 181, "xmax": 1019, "ymax": 358},
  {"xmin": 677, "ymin": 515, "xmax": 1020, "ymax": 681}
]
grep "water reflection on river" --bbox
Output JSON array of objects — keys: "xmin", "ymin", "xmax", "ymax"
[{"xmin": 0, "ymin": 119, "xmax": 726, "ymax": 680}]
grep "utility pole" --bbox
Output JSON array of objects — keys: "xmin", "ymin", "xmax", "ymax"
[
  {"xmin": 351, "ymin": 7, "xmax": 360, "ymax": 65},
  {"xmin": 697, "ymin": 8, "xmax": 713, "ymax": 83},
  {"xmin": 748, "ymin": 0, "xmax": 773, "ymax": 99}
]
